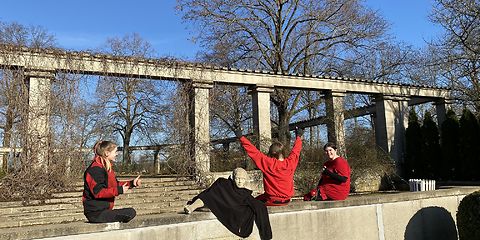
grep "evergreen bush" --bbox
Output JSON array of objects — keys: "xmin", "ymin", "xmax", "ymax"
[
  {"xmin": 421, "ymin": 111, "xmax": 440, "ymax": 179},
  {"xmin": 440, "ymin": 109, "xmax": 459, "ymax": 180},
  {"xmin": 459, "ymin": 109, "xmax": 480, "ymax": 180},
  {"xmin": 405, "ymin": 109, "xmax": 423, "ymax": 179},
  {"xmin": 457, "ymin": 190, "xmax": 480, "ymax": 239}
]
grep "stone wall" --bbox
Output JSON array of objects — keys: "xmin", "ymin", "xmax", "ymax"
[{"xmin": 40, "ymin": 187, "xmax": 476, "ymax": 240}]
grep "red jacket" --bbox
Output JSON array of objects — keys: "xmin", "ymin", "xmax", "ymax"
[
  {"xmin": 239, "ymin": 136, "xmax": 302, "ymax": 202},
  {"xmin": 318, "ymin": 156, "xmax": 351, "ymax": 200},
  {"xmin": 82, "ymin": 156, "xmax": 132, "ymax": 214}
]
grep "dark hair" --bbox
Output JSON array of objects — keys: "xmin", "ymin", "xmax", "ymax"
[
  {"xmin": 323, "ymin": 142, "xmax": 337, "ymax": 151},
  {"xmin": 268, "ymin": 141, "xmax": 285, "ymax": 159}
]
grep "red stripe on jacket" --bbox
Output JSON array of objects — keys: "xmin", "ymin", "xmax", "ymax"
[{"xmin": 82, "ymin": 156, "xmax": 131, "ymax": 212}]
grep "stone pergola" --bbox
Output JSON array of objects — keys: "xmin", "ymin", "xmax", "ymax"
[{"xmin": 0, "ymin": 46, "xmax": 451, "ymax": 175}]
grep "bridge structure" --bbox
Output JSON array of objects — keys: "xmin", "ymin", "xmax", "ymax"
[{"xmin": 0, "ymin": 45, "xmax": 452, "ymax": 176}]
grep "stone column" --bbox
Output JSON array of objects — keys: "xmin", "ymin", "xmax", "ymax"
[
  {"xmin": 190, "ymin": 81, "xmax": 213, "ymax": 176},
  {"xmin": 325, "ymin": 90, "xmax": 346, "ymax": 156},
  {"xmin": 0, "ymin": 150, "xmax": 5, "ymax": 172},
  {"xmin": 26, "ymin": 69, "xmax": 54, "ymax": 171},
  {"xmin": 153, "ymin": 149, "xmax": 160, "ymax": 174},
  {"xmin": 248, "ymin": 85, "xmax": 274, "ymax": 153},
  {"xmin": 374, "ymin": 95, "xmax": 409, "ymax": 170},
  {"xmin": 434, "ymin": 98, "xmax": 453, "ymax": 128}
]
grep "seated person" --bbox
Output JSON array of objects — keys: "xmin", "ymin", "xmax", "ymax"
[
  {"xmin": 235, "ymin": 127, "xmax": 304, "ymax": 206},
  {"xmin": 184, "ymin": 168, "xmax": 272, "ymax": 240},
  {"xmin": 304, "ymin": 142, "xmax": 351, "ymax": 201},
  {"xmin": 83, "ymin": 140, "xmax": 141, "ymax": 223}
]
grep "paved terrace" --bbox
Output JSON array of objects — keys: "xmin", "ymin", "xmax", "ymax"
[{"xmin": 1, "ymin": 186, "xmax": 477, "ymax": 240}]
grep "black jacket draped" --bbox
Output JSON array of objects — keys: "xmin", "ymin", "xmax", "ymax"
[{"xmin": 188, "ymin": 177, "xmax": 272, "ymax": 240}]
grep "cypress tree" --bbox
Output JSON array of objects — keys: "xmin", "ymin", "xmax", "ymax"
[
  {"xmin": 440, "ymin": 109, "xmax": 460, "ymax": 180},
  {"xmin": 459, "ymin": 109, "xmax": 480, "ymax": 180},
  {"xmin": 421, "ymin": 111, "xmax": 441, "ymax": 179},
  {"xmin": 405, "ymin": 109, "xmax": 423, "ymax": 179}
]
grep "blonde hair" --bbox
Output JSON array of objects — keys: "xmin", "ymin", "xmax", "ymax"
[{"xmin": 93, "ymin": 140, "xmax": 117, "ymax": 172}]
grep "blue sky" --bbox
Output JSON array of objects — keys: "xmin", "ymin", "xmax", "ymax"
[
  {"xmin": 0, "ymin": 0, "xmax": 442, "ymax": 60},
  {"xmin": 365, "ymin": 0, "xmax": 443, "ymax": 47}
]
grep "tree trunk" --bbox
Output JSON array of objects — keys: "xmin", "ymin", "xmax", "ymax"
[
  {"xmin": 276, "ymin": 98, "xmax": 291, "ymax": 146},
  {"xmin": 2, "ymin": 106, "xmax": 14, "ymax": 172},
  {"xmin": 123, "ymin": 132, "xmax": 132, "ymax": 165}
]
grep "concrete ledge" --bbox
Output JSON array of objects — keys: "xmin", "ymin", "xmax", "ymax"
[{"xmin": 3, "ymin": 186, "xmax": 478, "ymax": 240}]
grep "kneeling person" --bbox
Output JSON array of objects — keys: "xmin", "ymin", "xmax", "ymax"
[{"xmin": 304, "ymin": 142, "xmax": 351, "ymax": 201}]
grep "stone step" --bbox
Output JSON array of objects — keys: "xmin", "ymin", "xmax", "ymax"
[
  {"xmin": 0, "ymin": 197, "xmax": 193, "ymax": 222},
  {"xmin": 0, "ymin": 211, "xmax": 199, "ymax": 240},
  {"xmin": 52, "ymin": 183, "xmax": 201, "ymax": 198},
  {"xmin": 43, "ymin": 188, "xmax": 202, "ymax": 206},
  {"xmin": 0, "ymin": 199, "xmax": 192, "ymax": 229},
  {"xmin": 0, "ymin": 212, "xmax": 86, "ymax": 228},
  {"xmin": 0, "ymin": 176, "xmax": 198, "ymax": 207},
  {"xmin": 0, "ymin": 188, "xmax": 202, "ymax": 217},
  {"xmin": 0, "ymin": 176, "xmax": 203, "ymax": 230},
  {"xmin": 70, "ymin": 176, "xmax": 194, "ymax": 187},
  {"xmin": 1, "ymin": 208, "xmax": 82, "ymax": 222},
  {"xmin": 0, "ymin": 185, "xmax": 202, "ymax": 210},
  {"xmin": 116, "ymin": 191, "xmax": 200, "ymax": 204},
  {"xmin": 0, "ymin": 203, "xmax": 78, "ymax": 215},
  {"xmin": 68, "ymin": 179, "xmax": 197, "ymax": 192},
  {"xmin": 118, "ymin": 188, "xmax": 203, "ymax": 198}
]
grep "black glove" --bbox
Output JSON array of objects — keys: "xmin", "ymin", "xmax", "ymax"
[
  {"xmin": 234, "ymin": 128, "xmax": 243, "ymax": 138},
  {"xmin": 295, "ymin": 127, "xmax": 304, "ymax": 138},
  {"xmin": 322, "ymin": 167, "xmax": 348, "ymax": 183}
]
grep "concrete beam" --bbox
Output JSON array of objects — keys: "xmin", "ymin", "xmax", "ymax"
[{"xmin": 0, "ymin": 46, "xmax": 450, "ymax": 98}]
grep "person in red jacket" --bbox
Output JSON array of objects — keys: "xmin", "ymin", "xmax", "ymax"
[
  {"xmin": 235, "ymin": 127, "xmax": 303, "ymax": 206},
  {"xmin": 303, "ymin": 142, "xmax": 351, "ymax": 201},
  {"xmin": 83, "ymin": 140, "xmax": 142, "ymax": 223}
]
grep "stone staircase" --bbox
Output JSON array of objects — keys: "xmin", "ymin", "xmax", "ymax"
[{"xmin": 0, "ymin": 175, "xmax": 204, "ymax": 239}]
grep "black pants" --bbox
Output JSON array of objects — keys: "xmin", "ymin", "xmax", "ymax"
[{"xmin": 86, "ymin": 208, "xmax": 136, "ymax": 223}]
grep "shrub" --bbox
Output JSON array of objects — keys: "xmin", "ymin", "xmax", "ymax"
[
  {"xmin": 210, "ymin": 146, "xmax": 247, "ymax": 172},
  {"xmin": 294, "ymin": 146, "xmax": 323, "ymax": 195},
  {"xmin": 457, "ymin": 190, "xmax": 480, "ymax": 240},
  {"xmin": 0, "ymin": 169, "xmax": 5, "ymax": 179},
  {"xmin": 0, "ymin": 166, "xmax": 68, "ymax": 204}
]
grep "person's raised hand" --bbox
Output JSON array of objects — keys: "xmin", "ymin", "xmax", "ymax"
[
  {"xmin": 122, "ymin": 182, "xmax": 129, "ymax": 194},
  {"xmin": 133, "ymin": 175, "xmax": 142, "ymax": 187},
  {"xmin": 234, "ymin": 127, "xmax": 243, "ymax": 138},
  {"xmin": 295, "ymin": 127, "xmax": 304, "ymax": 138}
]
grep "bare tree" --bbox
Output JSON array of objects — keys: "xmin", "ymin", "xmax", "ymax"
[
  {"xmin": 177, "ymin": 0, "xmax": 388, "ymax": 143},
  {"xmin": 210, "ymin": 85, "xmax": 252, "ymax": 137},
  {"xmin": 0, "ymin": 21, "xmax": 57, "ymax": 172},
  {"xmin": 96, "ymin": 33, "xmax": 164, "ymax": 165},
  {"xmin": 429, "ymin": 0, "xmax": 480, "ymax": 112},
  {"xmin": 341, "ymin": 41, "xmax": 420, "ymax": 125}
]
